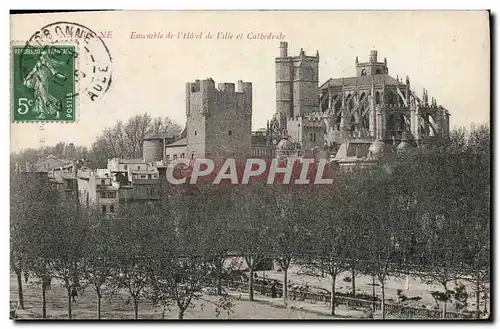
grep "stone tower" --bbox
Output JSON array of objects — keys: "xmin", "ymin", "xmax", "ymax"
[
  {"xmin": 355, "ymin": 48, "xmax": 389, "ymax": 76},
  {"xmin": 186, "ymin": 79, "xmax": 252, "ymax": 161},
  {"xmin": 275, "ymin": 42, "xmax": 319, "ymax": 127}
]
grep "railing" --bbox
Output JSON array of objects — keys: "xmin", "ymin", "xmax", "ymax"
[{"xmin": 225, "ymin": 280, "xmax": 473, "ymax": 319}]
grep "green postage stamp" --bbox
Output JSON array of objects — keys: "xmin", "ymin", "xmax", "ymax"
[{"xmin": 11, "ymin": 45, "xmax": 76, "ymax": 122}]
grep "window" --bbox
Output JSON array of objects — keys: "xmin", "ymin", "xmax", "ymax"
[
  {"xmin": 194, "ymin": 130, "xmax": 197, "ymax": 136},
  {"xmin": 100, "ymin": 192, "xmax": 107, "ymax": 198},
  {"xmin": 375, "ymin": 92, "xmax": 381, "ymax": 105},
  {"xmin": 173, "ymin": 154, "xmax": 178, "ymax": 160},
  {"xmin": 181, "ymin": 153, "xmax": 185, "ymax": 158},
  {"xmin": 124, "ymin": 165, "xmax": 128, "ymax": 170},
  {"xmin": 140, "ymin": 175, "xmax": 146, "ymax": 178},
  {"xmin": 361, "ymin": 68, "xmax": 367, "ymax": 76},
  {"xmin": 108, "ymin": 192, "xmax": 115, "ymax": 198},
  {"xmin": 228, "ymin": 130, "xmax": 232, "ymax": 136},
  {"xmin": 166, "ymin": 155, "xmax": 170, "ymax": 161},
  {"xmin": 100, "ymin": 179, "xmax": 105, "ymax": 185},
  {"xmin": 148, "ymin": 174, "xmax": 152, "ymax": 179},
  {"xmin": 137, "ymin": 166, "xmax": 141, "ymax": 170},
  {"xmin": 191, "ymin": 154, "xmax": 195, "ymax": 159},
  {"xmin": 310, "ymin": 133, "xmax": 313, "ymax": 142},
  {"xmin": 102, "ymin": 205, "xmax": 106, "ymax": 213},
  {"xmin": 110, "ymin": 205, "xmax": 114, "ymax": 213}
]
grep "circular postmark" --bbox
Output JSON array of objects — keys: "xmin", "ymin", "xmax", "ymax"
[{"xmin": 19, "ymin": 21, "xmax": 113, "ymax": 102}]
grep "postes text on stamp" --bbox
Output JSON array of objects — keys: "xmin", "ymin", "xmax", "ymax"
[{"xmin": 12, "ymin": 45, "xmax": 76, "ymax": 122}]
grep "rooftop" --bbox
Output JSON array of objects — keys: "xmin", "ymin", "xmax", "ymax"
[
  {"xmin": 166, "ymin": 137, "xmax": 188, "ymax": 147},
  {"xmin": 319, "ymin": 74, "xmax": 403, "ymax": 90}
]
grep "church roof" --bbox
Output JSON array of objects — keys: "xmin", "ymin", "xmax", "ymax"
[{"xmin": 319, "ymin": 74, "xmax": 403, "ymax": 91}]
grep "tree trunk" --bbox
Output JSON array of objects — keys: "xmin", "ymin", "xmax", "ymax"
[
  {"xmin": 330, "ymin": 273, "xmax": 337, "ymax": 316},
  {"xmin": 381, "ymin": 279, "xmax": 386, "ymax": 319},
  {"xmin": 96, "ymin": 289, "xmax": 102, "ymax": 320},
  {"xmin": 283, "ymin": 267, "xmax": 288, "ymax": 308},
  {"xmin": 178, "ymin": 308, "xmax": 185, "ymax": 320},
  {"xmin": 372, "ymin": 275, "xmax": 376, "ymax": 312},
  {"xmin": 351, "ymin": 268, "xmax": 356, "ymax": 297},
  {"xmin": 216, "ymin": 260, "xmax": 223, "ymax": 295},
  {"xmin": 442, "ymin": 282, "xmax": 448, "ymax": 319},
  {"xmin": 67, "ymin": 287, "xmax": 72, "ymax": 320},
  {"xmin": 475, "ymin": 271, "xmax": 481, "ymax": 319},
  {"xmin": 249, "ymin": 267, "xmax": 254, "ymax": 301},
  {"xmin": 42, "ymin": 283, "xmax": 47, "ymax": 319},
  {"xmin": 16, "ymin": 269, "xmax": 24, "ymax": 309},
  {"xmin": 133, "ymin": 298, "xmax": 139, "ymax": 320},
  {"xmin": 217, "ymin": 275, "xmax": 222, "ymax": 295}
]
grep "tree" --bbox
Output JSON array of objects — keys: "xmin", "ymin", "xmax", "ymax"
[
  {"xmin": 14, "ymin": 174, "xmax": 60, "ymax": 318},
  {"xmin": 10, "ymin": 171, "xmax": 31, "ymax": 309},
  {"xmin": 268, "ymin": 185, "xmax": 309, "ymax": 308},
  {"xmin": 148, "ymin": 185, "xmax": 234, "ymax": 319},
  {"xmin": 83, "ymin": 208, "xmax": 119, "ymax": 319},
  {"xmin": 90, "ymin": 113, "xmax": 182, "ymax": 167},
  {"xmin": 49, "ymin": 203, "xmax": 90, "ymax": 319},
  {"xmin": 109, "ymin": 203, "xmax": 158, "ymax": 319},
  {"xmin": 198, "ymin": 185, "xmax": 237, "ymax": 296},
  {"xmin": 233, "ymin": 185, "xmax": 275, "ymax": 302},
  {"xmin": 301, "ymin": 184, "xmax": 351, "ymax": 316}
]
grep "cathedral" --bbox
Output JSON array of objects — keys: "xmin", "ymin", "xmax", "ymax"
[
  {"xmin": 259, "ymin": 42, "xmax": 450, "ymax": 166},
  {"xmin": 144, "ymin": 42, "xmax": 451, "ymax": 169}
]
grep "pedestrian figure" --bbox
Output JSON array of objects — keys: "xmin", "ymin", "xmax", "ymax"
[
  {"xmin": 271, "ymin": 282, "xmax": 277, "ymax": 298},
  {"xmin": 24, "ymin": 272, "xmax": 29, "ymax": 284},
  {"xmin": 71, "ymin": 287, "xmax": 78, "ymax": 303}
]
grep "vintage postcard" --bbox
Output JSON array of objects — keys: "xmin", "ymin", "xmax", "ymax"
[{"xmin": 9, "ymin": 10, "xmax": 491, "ymax": 320}]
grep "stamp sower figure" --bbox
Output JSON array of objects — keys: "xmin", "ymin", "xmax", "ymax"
[{"xmin": 23, "ymin": 51, "xmax": 65, "ymax": 119}]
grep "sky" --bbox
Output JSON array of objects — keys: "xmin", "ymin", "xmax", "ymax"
[{"xmin": 10, "ymin": 10, "xmax": 490, "ymax": 153}]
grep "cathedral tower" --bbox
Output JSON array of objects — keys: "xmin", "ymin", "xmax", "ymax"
[{"xmin": 275, "ymin": 43, "xmax": 320, "ymax": 124}]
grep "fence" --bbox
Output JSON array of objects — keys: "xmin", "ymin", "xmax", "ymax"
[{"xmin": 225, "ymin": 280, "xmax": 473, "ymax": 319}]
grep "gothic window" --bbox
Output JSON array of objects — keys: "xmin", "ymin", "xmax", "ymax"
[
  {"xmin": 173, "ymin": 154, "xmax": 177, "ymax": 160},
  {"xmin": 181, "ymin": 153, "xmax": 185, "ymax": 158},
  {"xmin": 228, "ymin": 130, "xmax": 232, "ymax": 136},
  {"xmin": 124, "ymin": 165, "xmax": 128, "ymax": 170},
  {"xmin": 375, "ymin": 92, "xmax": 381, "ymax": 105},
  {"xmin": 110, "ymin": 205, "xmax": 115, "ymax": 213},
  {"xmin": 166, "ymin": 155, "xmax": 170, "ymax": 161},
  {"xmin": 361, "ymin": 69, "xmax": 367, "ymax": 76},
  {"xmin": 376, "ymin": 69, "xmax": 382, "ymax": 74}
]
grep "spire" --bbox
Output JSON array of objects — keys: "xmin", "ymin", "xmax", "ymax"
[{"xmin": 355, "ymin": 56, "xmax": 359, "ymax": 64}]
